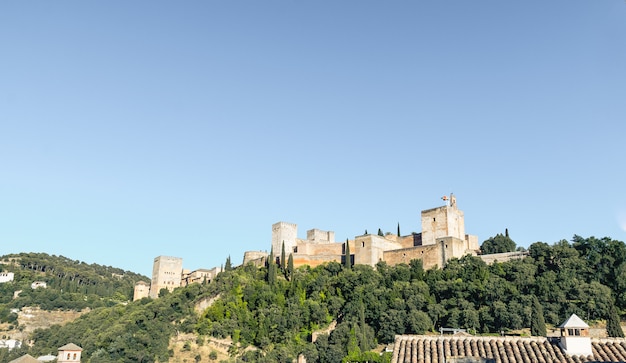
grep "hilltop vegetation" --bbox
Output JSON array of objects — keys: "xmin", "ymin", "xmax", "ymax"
[
  {"xmin": 0, "ymin": 252, "xmax": 148, "ymax": 318},
  {"xmin": 2, "ymin": 235, "xmax": 626, "ymax": 362}
]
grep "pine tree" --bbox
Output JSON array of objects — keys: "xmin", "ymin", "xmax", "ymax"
[
  {"xmin": 530, "ymin": 296, "xmax": 547, "ymax": 336},
  {"xmin": 345, "ymin": 239, "xmax": 351, "ymax": 270},
  {"xmin": 607, "ymin": 304, "xmax": 625, "ymax": 337},
  {"xmin": 281, "ymin": 241, "xmax": 286, "ymax": 272}
]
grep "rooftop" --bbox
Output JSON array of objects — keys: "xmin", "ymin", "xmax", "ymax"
[{"xmin": 391, "ymin": 335, "xmax": 626, "ymax": 363}]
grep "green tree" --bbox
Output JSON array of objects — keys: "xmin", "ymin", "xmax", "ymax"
[
  {"xmin": 530, "ymin": 296, "xmax": 547, "ymax": 336},
  {"xmin": 397, "ymin": 223, "xmax": 401, "ymax": 237},
  {"xmin": 281, "ymin": 241, "xmax": 286, "ymax": 271},
  {"xmin": 267, "ymin": 248, "xmax": 276, "ymax": 286},
  {"xmin": 345, "ymin": 239, "xmax": 351, "ymax": 270},
  {"xmin": 378, "ymin": 228, "xmax": 384, "ymax": 236},
  {"xmin": 607, "ymin": 304, "xmax": 625, "ymax": 337},
  {"xmin": 481, "ymin": 233, "xmax": 516, "ymax": 254},
  {"xmin": 225, "ymin": 255, "xmax": 232, "ymax": 271},
  {"xmin": 287, "ymin": 253, "xmax": 294, "ymax": 281}
]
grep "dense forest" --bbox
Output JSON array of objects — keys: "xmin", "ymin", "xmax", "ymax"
[
  {"xmin": 0, "ymin": 253, "xmax": 148, "ymax": 320},
  {"xmin": 2, "ymin": 235, "xmax": 626, "ymax": 363}
]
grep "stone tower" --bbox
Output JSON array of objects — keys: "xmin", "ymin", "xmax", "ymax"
[
  {"xmin": 272, "ymin": 222, "xmax": 298, "ymax": 260},
  {"xmin": 420, "ymin": 193, "xmax": 466, "ymax": 246},
  {"xmin": 150, "ymin": 255, "xmax": 183, "ymax": 298},
  {"xmin": 133, "ymin": 280, "xmax": 150, "ymax": 301}
]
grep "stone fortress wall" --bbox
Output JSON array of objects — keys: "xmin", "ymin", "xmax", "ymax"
[
  {"xmin": 140, "ymin": 194, "xmax": 521, "ymax": 301},
  {"xmin": 257, "ymin": 194, "xmax": 483, "ymax": 271}
]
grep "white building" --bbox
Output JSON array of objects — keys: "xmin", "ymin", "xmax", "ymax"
[
  {"xmin": 557, "ymin": 313, "xmax": 593, "ymax": 356},
  {"xmin": 0, "ymin": 272, "xmax": 14, "ymax": 283}
]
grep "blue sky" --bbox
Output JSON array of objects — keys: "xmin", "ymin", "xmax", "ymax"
[{"xmin": 1, "ymin": 1, "xmax": 625, "ymax": 277}]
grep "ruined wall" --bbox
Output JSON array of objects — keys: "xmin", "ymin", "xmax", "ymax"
[
  {"xmin": 243, "ymin": 251, "xmax": 269, "ymax": 265},
  {"xmin": 479, "ymin": 251, "xmax": 529, "ymax": 265}
]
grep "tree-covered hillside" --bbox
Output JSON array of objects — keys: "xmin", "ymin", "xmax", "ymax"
[
  {"xmin": 0, "ymin": 252, "xmax": 148, "ymax": 314},
  {"xmin": 2, "ymin": 236, "xmax": 626, "ymax": 363}
]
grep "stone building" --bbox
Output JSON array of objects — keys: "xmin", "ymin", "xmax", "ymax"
[
  {"xmin": 181, "ymin": 266, "xmax": 222, "ymax": 286},
  {"xmin": 0, "ymin": 272, "xmax": 14, "ymax": 283},
  {"xmin": 260, "ymin": 194, "xmax": 480, "ymax": 270},
  {"xmin": 149, "ymin": 256, "xmax": 183, "ymax": 298},
  {"xmin": 132, "ymin": 280, "xmax": 150, "ymax": 301}
]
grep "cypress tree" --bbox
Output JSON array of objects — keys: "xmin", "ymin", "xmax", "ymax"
[
  {"xmin": 377, "ymin": 228, "xmax": 384, "ymax": 236},
  {"xmin": 287, "ymin": 253, "xmax": 294, "ymax": 281},
  {"xmin": 281, "ymin": 241, "xmax": 286, "ymax": 271},
  {"xmin": 397, "ymin": 223, "xmax": 401, "ymax": 237},
  {"xmin": 225, "ymin": 255, "xmax": 232, "ymax": 271},
  {"xmin": 607, "ymin": 304, "xmax": 625, "ymax": 337},
  {"xmin": 530, "ymin": 296, "xmax": 547, "ymax": 336},
  {"xmin": 345, "ymin": 239, "xmax": 351, "ymax": 269},
  {"xmin": 267, "ymin": 248, "xmax": 276, "ymax": 285}
]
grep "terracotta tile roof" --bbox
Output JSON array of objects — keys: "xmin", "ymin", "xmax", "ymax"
[
  {"xmin": 57, "ymin": 342, "xmax": 83, "ymax": 351},
  {"xmin": 7, "ymin": 354, "xmax": 40, "ymax": 363},
  {"xmin": 391, "ymin": 335, "xmax": 626, "ymax": 363}
]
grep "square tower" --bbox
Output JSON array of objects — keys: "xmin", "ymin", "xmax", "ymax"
[
  {"xmin": 420, "ymin": 194, "xmax": 466, "ymax": 246},
  {"xmin": 272, "ymin": 222, "xmax": 298, "ymax": 258},
  {"xmin": 150, "ymin": 256, "xmax": 183, "ymax": 298}
]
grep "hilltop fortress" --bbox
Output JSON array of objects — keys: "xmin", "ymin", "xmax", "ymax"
[
  {"xmin": 244, "ymin": 194, "xmax": 481, "ymax": 270},
  {"xmin": 138, "ymin": 194, "xmax": 524, "ymax": 300}
]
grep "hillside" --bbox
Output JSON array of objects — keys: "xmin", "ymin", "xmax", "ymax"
[
  {"xmin": 2, "ymin": 235, "xmax": 626, "ymax": 363},
  {"xmin": 0, "ymin": 253, "xmax": 149, "ymax": 342}
]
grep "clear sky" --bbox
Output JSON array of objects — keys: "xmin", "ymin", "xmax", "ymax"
[{"xmin": 1, "ymin": 1, "xmax": 625, "ymax": 277}]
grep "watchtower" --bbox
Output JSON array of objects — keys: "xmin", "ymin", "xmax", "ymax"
[
  {"xmin": 272, "ymin": 222, "xmax": 298, "ymax": 258},
  {"xmin": 420, "ymin": 193, "xmax": 466, "ymax": 246},
  {"xmin": 150, "ymin": 255, "xmax": 183, "ymax": 298}
]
